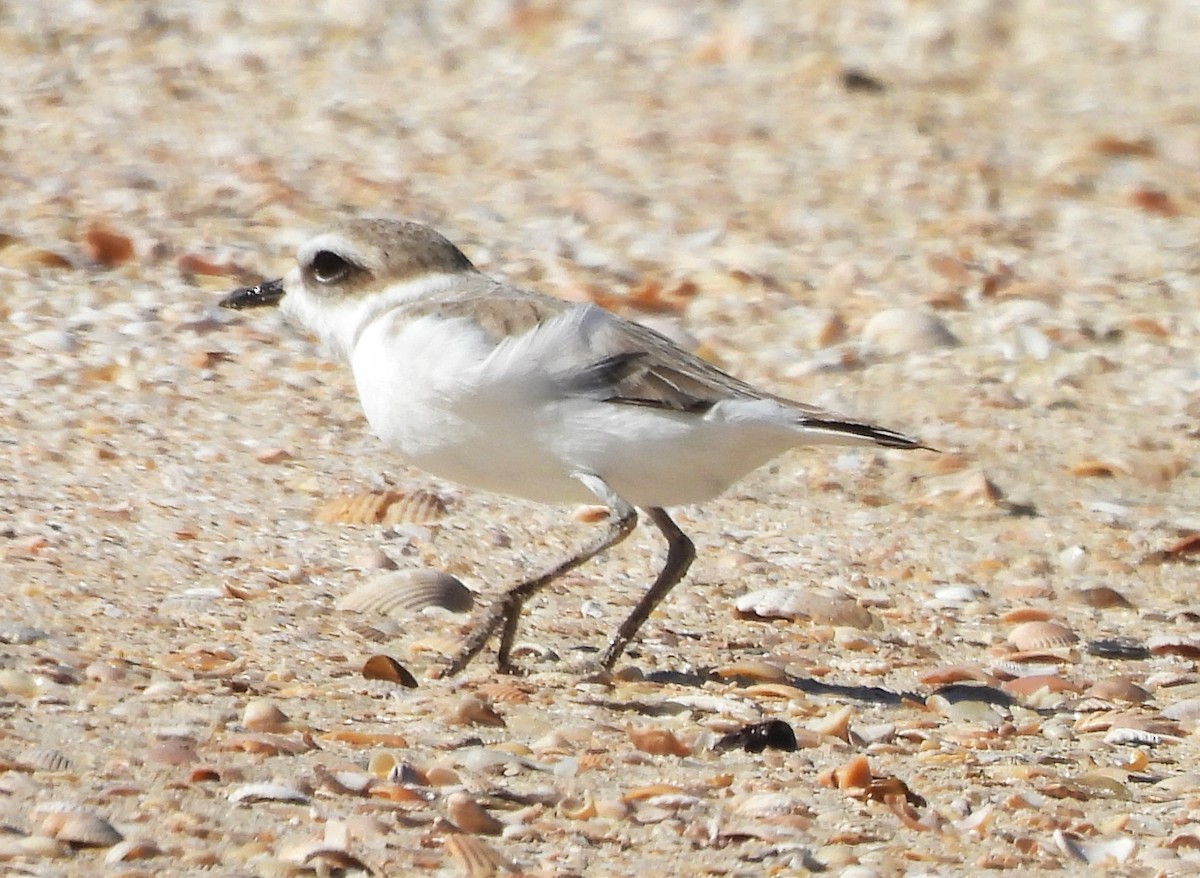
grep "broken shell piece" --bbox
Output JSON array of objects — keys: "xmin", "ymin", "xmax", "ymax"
[
  {"xmin": 320, "ymin": 729, "xmax": 409, "ymax": 749},
  {"xmin": 813, "ymin": 704, "xmax": 855, "ymax": 741},
  {"xmin": 712, "ymin": 660, "xmax": 788, "ymax": 683},
  {"xmin": 627, "ymin": 726, "xmax": 692, "ymax": 757},
  {"xmin": 558, "ymin": 795, "xmax": 597, "ymax": 820},
  {"xmin": 104, "ymin": 838, "xmax": 161, "ymax": 863},
  {"xmin": 829, "ymin": 754, "xmax": 872, "ymax": 791},
  {"xmin": 1054, "ymin": 830, "xmax": 1136, "ymax": 865},
  {"xmin": 447, "ymin": 793, "xmax": 504, "ymax": 836},
  {"xmin": 1086, "ymin": 677, "xmax": 1149, "ymax": 704},
  {"xmin": 313, "ymin": 765, "xmax": 375, "ymax": 796},
  {"xmin": 450, "ymin": 696, "xmax": 506, "ymax": 728},
  {"xmin": 337, "ymin": 570, "xmax": 475, "ymax": 619},
  {"xmin": 229, "ymin": 781, "xmax": 311, "ymax": 804},
  {"xmin": 361, "ymin": 654, "xmax": 418, "ymax": 686}
]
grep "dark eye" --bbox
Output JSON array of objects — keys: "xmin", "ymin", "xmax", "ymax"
[{"xmin": 310, "ymin": 250, "xmax": 352, "ymax": 284}]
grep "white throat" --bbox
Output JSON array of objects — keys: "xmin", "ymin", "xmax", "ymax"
[{"xmin": 280, "ymin": 271, "xmax": 464, "ymax": 362}]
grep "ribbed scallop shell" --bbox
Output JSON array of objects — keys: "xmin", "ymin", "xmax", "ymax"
[
  {"xmin": 18, "ymin": 747, "xmax": 72, "ymax": 772},
  {"xmin": 444, "ymin": 834, "xmax": 511, "ymax": 878},
  {"xmin": 316, "ymin": 489, "xmax": 448, "ymax": 525},
  {"xmin": 1007, "ymin": 620, "xmax": 1078, "ymax": 651},
  {"xmin": 336, "ymin": 570, "xmax": 474, "ymax": 618}
]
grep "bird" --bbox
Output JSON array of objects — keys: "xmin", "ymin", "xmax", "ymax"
[{"xmin": 220, "ymin": 218, "xmax": 930, "ymax": 675}]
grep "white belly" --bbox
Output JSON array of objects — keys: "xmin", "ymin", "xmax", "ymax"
[{"xmin": 350, "ymin": 314, "xmax": 797, "ymax": 508}]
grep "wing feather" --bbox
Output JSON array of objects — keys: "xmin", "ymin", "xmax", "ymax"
[{"xmin": 390, "ymin": 287, "xmax": 926, "ymax": 450}]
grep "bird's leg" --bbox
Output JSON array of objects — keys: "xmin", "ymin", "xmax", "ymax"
[
  {"xmin": 598, "ymin": 507, "xmax": 695, "ymax": 670},
  {"xmin": 441, "ymin": 474, "xmax": 637, "ymax": 676}
]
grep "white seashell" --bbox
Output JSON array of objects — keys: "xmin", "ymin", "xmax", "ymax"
[
  {"xmin": 734, "ymin": 792, "xmax": 806, "ymax": 817},
  {"xmin": 991, "ymin": 660, "xmax": 1065, "ymax": 679},
  {"xmin": 734, "ymin": 587, "xmax": 873, "ymax": 629},
  {"xmin": 336, "ymin": 570, "xmax": 474, "ymax": 619},
  {"xmin": 860, "ymin": 308, "xmax": 959, "ymax": 356},
  {"xmin": 1057, "ymin": 545, "xmax": 1087, "ymax": 573},
  {"xmin": 1103, "ymin": 727, "xmax": 1168, "ymax": 747},
  {"xmin": 932, "ymin": 585, "xmax": 987, "ymax": 603},
  {"xmin": 229, "ymin": 781, "xmax": 311, "ymax": 804},
  {"xmin": 26, "ymin": 328, "xmax": 77, "ymax": 353}
]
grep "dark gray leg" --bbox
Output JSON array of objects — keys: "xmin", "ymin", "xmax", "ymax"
[
  {"xmin": 441, "ymin": 474, "xmax": 636, "ymax": 676},
  {"xmin": 599, "ymin": 507, "xmax": 695, "ymax": 670}
]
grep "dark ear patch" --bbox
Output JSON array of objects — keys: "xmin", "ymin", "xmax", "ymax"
[{"xmin": 310, "ymin": 249, "xmax": 353, "ymax": 284}]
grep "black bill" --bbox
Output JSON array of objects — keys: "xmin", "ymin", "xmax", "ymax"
[{"xmin": 220, "ymin": 277, "xmax": 285, "ymax": 310}]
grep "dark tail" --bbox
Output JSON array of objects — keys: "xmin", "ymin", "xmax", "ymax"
[{"xmin": 798, "ymin": 418, "xmax": 937, "ymax": 451}]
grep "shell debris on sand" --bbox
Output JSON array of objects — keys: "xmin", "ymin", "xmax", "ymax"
[{"xmin": 8, "ymin": 1, "xmax": 1200, "ymax": 875}]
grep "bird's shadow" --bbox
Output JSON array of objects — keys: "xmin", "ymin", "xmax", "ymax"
[{"xmin": 642, "ymin": 666, "xmax": 920, "ymax": 705}]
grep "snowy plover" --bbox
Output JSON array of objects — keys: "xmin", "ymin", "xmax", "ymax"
[{"xmin": 221, "ymin": 219, "xmax": 929, "ymax": 675}]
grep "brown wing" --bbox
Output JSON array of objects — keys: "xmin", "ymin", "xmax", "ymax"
[
  {"xmin": 395, "ymin": 276, "xmax": 575, "ymax": 343},
  {"xmin": 584, "ymin": 315, "xmax": 928, "ymax": 449},
  {"xmin": 396, "ymin": 284, "xmax": 925, "ymax": 448},
  {"xmin": 585, "ymin": 317, "xmax": 765, "ymax": 412}
]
